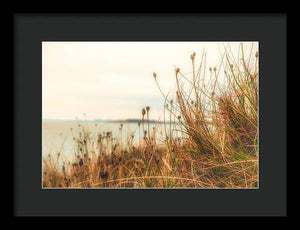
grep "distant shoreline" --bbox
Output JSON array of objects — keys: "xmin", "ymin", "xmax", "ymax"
[{"xmin": 42, "ymin": 119, "xmax": 178, "ymax": 124}]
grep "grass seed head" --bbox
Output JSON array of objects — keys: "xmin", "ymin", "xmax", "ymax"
[
  {"xmin": 79, "ymin": 159, "xmax": 83, "ymax": 166},
  {"xmin": 190, "ymin": 52, "xmax": 196, "ymax": 60},
  {"xmin": 99, "ymin": 171, "xmax": 108, "ymax": 180}
]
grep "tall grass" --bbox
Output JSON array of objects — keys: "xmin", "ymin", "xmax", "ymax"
[{"xmin": 43, "ymin": 43, "xmax": 258, "ymax": 188}]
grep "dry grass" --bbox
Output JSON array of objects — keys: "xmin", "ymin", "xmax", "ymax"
[{"xmin": 43, "ymin": 43, "xmax": 258, "ymax": 188}]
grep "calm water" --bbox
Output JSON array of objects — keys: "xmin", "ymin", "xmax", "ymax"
[{"xmin": 42, "ymin": 121, "xmax": 175, "ymax": 161}]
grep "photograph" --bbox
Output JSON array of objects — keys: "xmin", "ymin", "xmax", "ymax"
[{"xmin": 42, "ymin": 41, "xmax": 259, "ymax": 189}]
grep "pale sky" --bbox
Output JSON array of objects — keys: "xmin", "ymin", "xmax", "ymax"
[{"xmin": 42, "ymin": 42, "xmax": 258, "ymax": 121}]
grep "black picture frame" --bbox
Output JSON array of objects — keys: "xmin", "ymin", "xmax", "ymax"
[{"xmin": 13, "ymin": 13, "xmax": 287, "ymax": 217}]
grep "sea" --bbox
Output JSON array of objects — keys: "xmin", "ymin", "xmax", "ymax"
[{"xmin": 42, "ymin": 120, "xmax": 176, "ymax": 162}]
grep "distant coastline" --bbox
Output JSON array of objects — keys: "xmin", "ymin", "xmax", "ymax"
[{"xmin": 42, "ymin": 118, "xmax": 177, "ymax": 124}]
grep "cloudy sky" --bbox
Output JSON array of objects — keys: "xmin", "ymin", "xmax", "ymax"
[{"xmin": 42, "ymin": 42, "xmax": 258, "ymax": 121}]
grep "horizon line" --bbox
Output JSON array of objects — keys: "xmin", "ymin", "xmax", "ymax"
[{"xmin": 42, "ymin": 118, "xmax": 177, "ymax": 123}]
